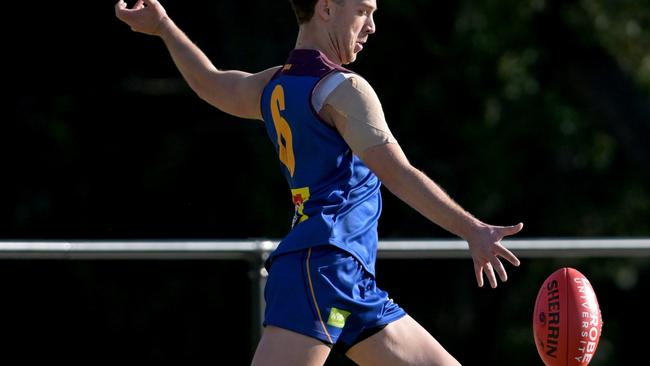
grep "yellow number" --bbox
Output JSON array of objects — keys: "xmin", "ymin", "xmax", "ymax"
[{"xmin": 270, "ymin": 85, "xmax": 295, "ymax": 177}]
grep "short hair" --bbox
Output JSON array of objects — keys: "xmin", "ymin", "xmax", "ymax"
[{"xmin": 289, "ymin": 0, "xmax": 344, "ymax": 24}]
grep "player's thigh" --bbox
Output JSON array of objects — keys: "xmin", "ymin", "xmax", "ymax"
[
  {"xmin": 251, "ymin": 325, "xmax": 331, "ymax": 366},
  {"xmin": 345, "ymin": 315, "xmax": 462, "ymax": 366}
]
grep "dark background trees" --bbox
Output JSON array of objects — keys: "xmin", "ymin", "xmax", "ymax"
[{"xmin": 1, "ymin": 1, "xmax": 648, "ymax": 364}]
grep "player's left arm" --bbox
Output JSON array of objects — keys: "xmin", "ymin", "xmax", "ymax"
[
  {"xmin": 322, "ymin": 76, "xmax": 523, "ymax": 289},
  {"xmin": 115, "ymin": 0, "xmax": 278, "ymax": 121}
]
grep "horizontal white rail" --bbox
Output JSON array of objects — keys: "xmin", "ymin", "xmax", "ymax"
[{"xmin": 0, "ymin": 238, "xmax": 648, "ymax": 259}]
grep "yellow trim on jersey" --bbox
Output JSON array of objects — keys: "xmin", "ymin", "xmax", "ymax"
[{"xmin": 305, "ymin": 248, "xmax": 333, "ymax": 344}]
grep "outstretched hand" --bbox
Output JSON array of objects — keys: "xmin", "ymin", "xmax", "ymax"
[
  {"xmin": 115, "ymin": 0, "xmax": 169, "ymax": 36},
  {"xmin": 467, "ymin": 222, "xmax": 523, "ymax": 288}
]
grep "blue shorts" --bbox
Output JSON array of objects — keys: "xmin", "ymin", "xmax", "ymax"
[{"xmin": 263, "ymin": 245, "xmax": 406, "ymax": 351}]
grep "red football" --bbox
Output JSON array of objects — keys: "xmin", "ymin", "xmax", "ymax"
[{"xmin": 533, "ymin": 267, "xmax": 603, "ymax": 366}]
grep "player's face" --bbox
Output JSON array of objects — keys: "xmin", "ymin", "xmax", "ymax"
[{"xmin": 330, "ymin": 0, "xmax": 377, "ymax": 64}]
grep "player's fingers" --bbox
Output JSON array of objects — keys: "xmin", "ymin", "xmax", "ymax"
[
  {"xmin": 134, "ymin": 0, "xmax": 145, "ymax": 10},
  {"xmin": 491, "ymin": 257, "xmax": 508, "ymax": 283},
  {"xmin": 484, "ymin": 262, "xmax": 497, "ymax": 288},
  {"xmin": 474, "ymin": 262, "xmax": 484, "ymax": 288},
  {"xmin": 500, "ymin": 222, "xmax": 524, "ymax": 237},
  {"xmin": 496, "ymin": 243, "xmax": 520, "ymax": 267},
  {"xmin": 115, "ymin": 3, "xmax": 133, "ymax": 23},
  {"xmin": 115, "ymin": 0, "xmax": 127, "ymax": 16}
]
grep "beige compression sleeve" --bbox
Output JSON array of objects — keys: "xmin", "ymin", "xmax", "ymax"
[{"xmin": 323, "ymin": 76, "xmax": 397, "ymax": 155}]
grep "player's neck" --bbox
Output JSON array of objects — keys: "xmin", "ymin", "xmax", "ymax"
[{"xmin": 295, "ymin": 26, "xmax": 342, "ymax": 65}]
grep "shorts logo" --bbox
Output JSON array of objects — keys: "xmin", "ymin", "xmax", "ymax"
[{"xmin": 327, "ymin": 307, "xmax": 351, "ymax": 329}]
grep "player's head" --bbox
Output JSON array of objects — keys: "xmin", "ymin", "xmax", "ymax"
[
  {"xmin": 290, "ymin": 0, "xmax": 323, "ymax": 24},
  {"xmin": 289, "ymin": 0, "xmax": 377, "ymax": 65}
]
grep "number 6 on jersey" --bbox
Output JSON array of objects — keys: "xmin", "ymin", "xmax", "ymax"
[{"xmin": 270, "ymin": 85, "xmax": 295, "ymax": 177}]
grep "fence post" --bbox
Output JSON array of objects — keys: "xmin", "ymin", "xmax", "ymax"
[{"xmin": 249, "ymin": 240, "xmax": 274, "ymax": 354}]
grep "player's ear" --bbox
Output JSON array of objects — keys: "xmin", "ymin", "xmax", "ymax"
[{"xmin": 316, "ymin": 0, "xmax": 334, "ymax": 21}]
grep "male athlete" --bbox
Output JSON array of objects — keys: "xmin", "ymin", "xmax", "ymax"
[{"xmin": 115, "ymin": 1, "xmax": 524, "ymax": 365}]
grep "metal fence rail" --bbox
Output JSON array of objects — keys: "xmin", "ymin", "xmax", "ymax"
[
  {"xmin": 1, "ymin": 238, "xmax": 649, "ymax": 259},
  {"xmin": 2, "ymin": 238, "xmax": 648, "ymax": 346}
]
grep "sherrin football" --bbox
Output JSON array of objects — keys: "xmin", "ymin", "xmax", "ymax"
[{"xmin": 533, "ymin": 267, "xmax": 603, "ymax": 366}]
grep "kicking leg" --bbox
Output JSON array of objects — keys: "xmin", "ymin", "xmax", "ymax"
[
  {"xmin": 251, "ymin": 325, "xmax": 332, "ymax": 366},
  {"xmin": 345, "ymin": 315, "xmax": 462, "ymax": 366}
]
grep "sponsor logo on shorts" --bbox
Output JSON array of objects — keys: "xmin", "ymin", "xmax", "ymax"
[{"xmin": 327, "ymin": 307, "xmax": 351, "ymax": 329}]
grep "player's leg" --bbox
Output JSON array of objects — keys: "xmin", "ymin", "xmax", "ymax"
[
  {"xmin": 254, "ymin": 246, "xmax": 340, "ymax": 365},
  {"xmin": 251, "ymin": 325, "xmax": 331, "ymax": 366},
  {"xmin": 345, "ymin": 314, "xmax": 462, "ymax": 366}
]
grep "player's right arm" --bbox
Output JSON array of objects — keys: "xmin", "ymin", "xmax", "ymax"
[
  {"xmin": 115, "ymin": 0, "xmax": 279, "ymax": 121},
  {"xmin": 321, "ymin": 75, "xmax": 523, "ymax": 289}
]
